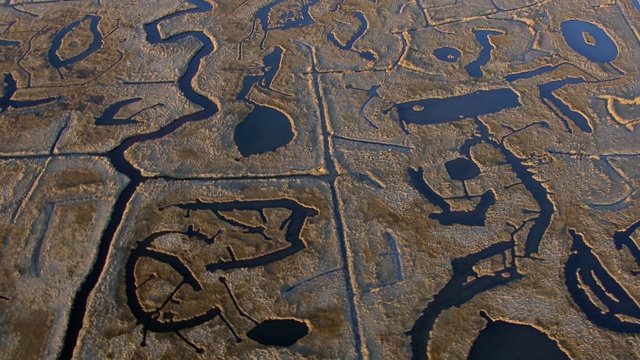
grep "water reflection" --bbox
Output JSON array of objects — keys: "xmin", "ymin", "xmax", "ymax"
[
  {"xmin": 468, "ymin": 312, "xmax": 570, "ymax": 360},
  {"xmin": 561, "ymin": 20, "xmax": 618, "ymax": 63},
  {"xmin": 433, "ymin": 47, "xmax": 461, "ymax": 63}
]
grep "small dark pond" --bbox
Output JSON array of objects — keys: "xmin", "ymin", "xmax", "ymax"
[
  {"xmin": 234, "ymin": 104, "xmax": 294, "ymax": 157},
  {"xmin": 433, "ymin": 47, "xmax": 461, "ymax": 62},
  {"xmin": 468, "ymin": 315, "xmax": 570, "ymax": 360},
  {"xmin": 505, "ymin": 64, "xmax": 560, "ymax": 82},
  {"xmin": 445, "ymin": 157, "xmax": 480, "ymax": 181},
  {"xmin": 247, "ymin": 319, "xmax": 309, "ymax": 347}
]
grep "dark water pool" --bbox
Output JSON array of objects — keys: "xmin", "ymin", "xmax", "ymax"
[
  {"xmin": 234, "ymin": 104, "xmax": 294, "ymax": 157},
  {"xmin": 433, "ymin": 47, "xmax": 462, "ymax": 62},
  {"xmin": 561, "ymin": 20, "xmax": 618, "ymax": 63},
  {"xmin": 396, "ymin": 88, "xmax": 521, "ymax": 127},
  {"xmin": 468, "ymin": 315, "xmax": 570, "ymax": 360}
]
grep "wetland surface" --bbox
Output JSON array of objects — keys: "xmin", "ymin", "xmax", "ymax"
[{"xmin": 0, "ymin": 1, "xmax": 639, "ymax": 359}]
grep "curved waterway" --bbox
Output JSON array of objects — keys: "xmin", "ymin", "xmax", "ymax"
[
  {"xmin": 409, "ymin": 167, "xmax": 496, "ymax": 227},
  {"xmin": 407, "ymin": 118, "xmax": 555, "ymax": 360},
  {"xmin": 407, "ymin": 241, "xmax": 520, "ymax": 360},
  {"xmin": 123, "ymin": 196, "xmax": 318, "ymax": 351},
  {"xmin": 48, "ymin": 15, "xmax": 103, "ymax": 69},
  {"xmin": 1, "ymin": 73, "xmax": 58, "ymax": 112},
  {"xmin": 59, "ymin": 1, "xmax": 218, "ymax": 358},
  {"xmin": 465, "ymin": 30, "xmax": 501, "ymax": 78},
  {"xmin": 327, "ymin": 11, "xmax": 375, "ymax": 60},
  {"xmin": 328, "ymin": 11, "xmax": 367, "ymax": 51},
  {"xmin": 565, "ymin": 230, "xmax": 640, "ymax": 333}
]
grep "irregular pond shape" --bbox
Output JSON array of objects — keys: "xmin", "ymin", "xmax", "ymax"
[
  {"xmin": 565, "ymin": 229, "xmax": 640, "ymax": 333},
  {"xmin": 561, "ymin": 20, "xmax": 618, "ymax": 63},
  {"xmin": 409, "ymin": 167, "xmax": 495, "ymax": 227},
  {"xmin": 414, "ymin": 117, "xmax": 554, "ymax": 252},
  {"xmin": 247, "ymin": 0, "xmax": 320, "ymax": 50},
  {"xmin": 162, "ymin": 199, "xmax": 318, "ymax": 271},
  {"xmin": 406, "ymin": 113, "xmax": 553, "ymax": 238},
  {"xmin": 125, "ymin": 231, "xmax": 222, "ymax": 353},
  {"xmin": 507, "ymin": 66, "xmax": 594, "ymax": 133},
  {"xmin": 61, "ymin": 1, "xmax": 220, "ymax": 358},
  {"xmin": 430, "ymin": 190, "xmax": 495, "ymax": 226},
  {"xmin": 246, "ymin": 319, "xmax": 309, "ymax": 347},
  {"xmin": 433, "ymin": 47, "xmax": 461, "ymax": 63},
  {"xmin": 614, "ymin": 220, "xmax": 640, "ymax": 274},
  {"xmin": 468, "ymin": 313, "xmax": 570, "ymax": 360},
  {"xmin": 48, "ymin": 15, "xmax": 103, "ymax": 69},
  {"xmin": 234, "ymin": 46, "xmax": 295, "ymax": 157},
  {"xmin": 125, "ymin": 199, "xmax": 318, "ymax": 352},
  {"xmin": 407, "ymin": 240, "xmax": 520, "ymax": 360},
  {"xmin": 394, "ymin": 88, "xmax": 521, "ymax": 132},
  {"xmin": 538, "ymin": 77, "xmax": 592, "ymax": 133},
  {"xmin": 475, "ymin": 120, "xmax": 554, "ymax": 257},
  {"xmin": 465, "ymin": 30, "xmax": 502, "ymax": 78},
  {"xmin": 234, "ymin": 104, "xmax": 295, "ymax": 157},
  {"xmin": 237, "ymin": 46, "xmax": 284, "ymax": 101},
  {"xmin": 407, "ymin": 117, "xmax": 557, "ymax": 355}
]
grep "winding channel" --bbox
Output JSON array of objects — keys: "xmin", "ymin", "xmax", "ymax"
[{"xmin": 59, "ymin": 1, "xmax": 218, "ymax": 358}]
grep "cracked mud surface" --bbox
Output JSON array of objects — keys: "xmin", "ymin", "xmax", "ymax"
[{"xmin": 1, "ymin": 0, "xmax": 640, "ymax": 359}]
